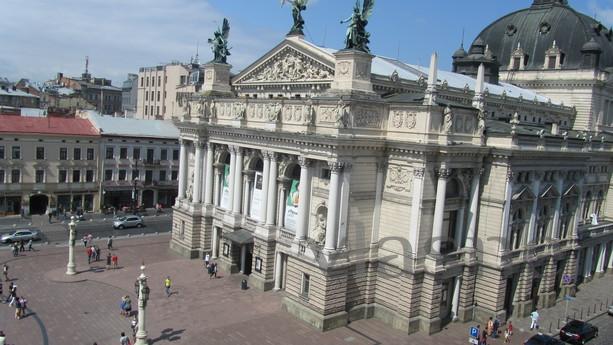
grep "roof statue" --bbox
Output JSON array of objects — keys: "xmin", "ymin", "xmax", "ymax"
[
  {"xmin": 282, "ymin": 0, "xmax": 308, "ymax": 36},
  {"xmin": 208, "ymin": 18, "xmax": 231, "ymax": 64},
  {"xmin": 340, "ymin": 0, "xmax": 374, "ymax": 53}
]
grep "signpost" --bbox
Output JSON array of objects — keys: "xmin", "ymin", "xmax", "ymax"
[
  {"xmin": 469, "ymin": 326, "xmax": 479, "ymax": 344},
  {"xmin": 563, "ymin": 295, "xmax": 575, "ymax": 321},
  {"xmin": 562, "ymin": 274, "xmax": 572, "ymax": 285}
]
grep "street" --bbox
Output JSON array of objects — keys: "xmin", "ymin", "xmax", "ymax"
[
  {"xmin": 0, "ymin": 212, "xmax": 172, "ymax": 246},
  {"xmin": 581, "ymin": 313, "xmax": 613, "ymax": 345}
]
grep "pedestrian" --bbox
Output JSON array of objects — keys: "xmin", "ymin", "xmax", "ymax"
[
  {"xmin": 134, "ymin": 279, "xmax": 140, "ymax": 295},
  {"xmin": 19, "ymin": 240, "xmax": 24, "ymax": 252},
  {"xmin": 27, "ymin": 239, "xmax": 33, "ymax": 251},
  {"xmin": 479, "ymin": 329, "xmax": 487, "ymax": 345},
  {"xmin": 530, "ymin": 309, "xmax": 539, "ymax": 330},
  {"xmin": 2, "ymin": 264, "xmax": 8, "ymax": 282},
  {"xmin": 119, "ymin": 296, "xmax": 127, "ymax": 317},
  {"xmin": 507, "ymin": 320, "xmax": 513, "ymax": 335},
  {"xmin": 19, "ymin": 296, "xmax": 27, "ymax": 317},
  {"xmin": 12, "ymin": 243, "xmax": 18, "ymax": 257},
  {"xmin": 82, "ymin": 236, "xmax": 88, "ymax": 248},
  {"xmin": 13, "ymin": 297, "xmax": 20, "ymax": 319},
  {"xmin": 131, "ymin": 316, "xmax": 138, "ymax": 340},
  {"xmin": 112, "ymin": 253, "xmax": 118, "ymax": 269},
  {"xmin": 204, "ymin": 253, "xmax": 210, "ymax": 268},
  {"xmin": 164, "ymin": 276, "xmax": 172, "ymax": 297},
  {"xmin": 119, "ymin": 331, "xmax": 131, "ymax": 345},
  {"xmin": 213, "ymin": 262, "xmax": 218, "ymax": 278},
  {"xmin": 504, "ymin": 327, "xmax": 511, "ymax": 343},
  {"xmin": 48, "ymin": 212, "xmax": 52, "ymax": 224},
  {"xmin": 486, "ymin": 316, "xmax": 493, "ymax": 336},
  {"xmin": 87, "ymin": 233, "xmax": 93, "ymax": 244},
  {"xmin": 207, "ymin": 262, "xmax": 214, "ymax": 279},
  {"xmin": 87, "ymin": 246, "xmax": 92, "ymax": 264},
  {"xmin": 107, "ymin": 236, "xmax": 113, "ymax": 250},
  {"xmin": 5, "ymin": 283, "xmax": 13, "ymax": 303},
  {"xmin": 8, "ymin": 286, "xmax": 16, "ymax": 307},
  {"xmin": 95, "ymin": 246, "xmax": 101, "ymax": 261},
  {"xmin": 124, "ymin": 296, "xmax": 132, "ymax": 317},
  {"xmin": 106, "ymin": 252, "xmax": 112, "ymax": 270},
  {"xmin": 492, "ymin": 317, "xmax": 500, "ymax": 338}
]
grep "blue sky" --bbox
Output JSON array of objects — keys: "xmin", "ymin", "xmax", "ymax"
[{"xmin": 1, "ymin": 0, "xmax": 612, "ymax": 84}]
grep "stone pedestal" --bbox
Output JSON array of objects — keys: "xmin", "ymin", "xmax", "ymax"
[
  {"xmin": 514, "ymin": 300, "xmax": 534, "ymax": 318},
  {"xmin": 561, "ymin": 284, "xmax": 576, "ymax": 298},
  {"xmin": 330, "ymin": 49, "xmax": 375, "ymax": 94},
  {"xmin": 538, "ymin": 291, "xmax": 557, "ymax": 309},
  {"xmin": 202, "ymin": 62, "xmax": 233, "ymax": 96}
]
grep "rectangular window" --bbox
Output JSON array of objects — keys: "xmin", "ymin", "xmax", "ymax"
[
  {"xmin": 11, "ymin": 146, "xmax": 20, "ymax": 159},
  {"xmin": 35, "ymin": 170, "xmax": 44, "ymax": 183},
  {"xmin": 547, "ymin": 56, "xmax": 556, "ymax": 69},
  {"xmin": 146, "ymin": 77, "xmax": 149, "ymax": 87},
  {"xmin": 59, "ymin": 170, "xmax": 67, "ymax": 183},
  {"xmin": 171, "ymin": 170, "xmax": 178, "ymax": 180},
  {"xmin": 72, "ymin": 170, "xmax": 81, "ymax": 183},
  {"xmin": 513, "ymin": 57, "xmax": 521, "ymax": 70},
  {"xmin": 11, "ymin": 169, "xmax": 20, "ymax": 183},
  {"xmin": 145, "ymin": 92, "xmax": 148, "ymax": 101},
  {"xmin": 0, "ymin": 146, "xmax": 4, "ymax": 159},
  {"xmin": 159, "ymin": 170, "xmax": 166, "ymax": 181},
  {"xmin": 301, "ymin": 273, "xmax": 310, "ymax": 298},
  {"xmin": 120, "ymin": 147, "xmax": 128, "ymax": 159},
  {"xmin": 133, "ymin": 148, "xmax": 140, "ymax": 160},
  {"xmin": 158, "ymin": 76, "xmax": 161, "ymax": 86},
  {"xmin": 0, "ymin": 170, "xmax": 4, "ymax": 183},
  {"xmin": 145, "ymin": 106, "xmax": 148, "ymax": 115},
  {"xmin": 104, "ymin": 169, "xmax": 113, "ymax": 181},
  {"xmin": 145, "ymin": 170, "xmax": 153, "ymax": 183},
  {"xmin": 146, "ymin": 148, "xmax": 154, "ymax": 162},
  {"xmin": 119, "ymin": 170, "xmax": 127, "ymax": 181},
  {"xmin": 86, "ymin": 170, "xmax": 94, "ymax": 182},
  {"xmin": 140, "ymin": 77, "xmax": 143, "ymax": 87},
  {"xmin": 105, "ymin": 147, "xmax": 114, "ymax": 159},
  {"xmin": 156, "ymin": 106, "xmax": 159, "ymax": 115},
  {"xmin": 160, "ymin": 149, "xmax": 168, "ymax": 160},
  {"xmin": 36, "ymin": 147, "xmax": 45, "ymax": 160},
  {"xmin": 157, "ymin": 91, "xmax": 160, "ymax": 101},
  {"xmin": 132, "ymin": 169, "xmax": 139, "ymax": 180},
  {"xmin": 73, "ymin": 148, "xmax": 81, "ymax": 160},
  {"xmin": 172, "ymin": 149, "xmax": 179, "ymax": 160},
  {"xmin": 87, "ymin": 148, "xmax": 94, "ymax": 161},
  {"xmin": 320, "ymin": 168, "xmax": 331, "ymax": 180}
]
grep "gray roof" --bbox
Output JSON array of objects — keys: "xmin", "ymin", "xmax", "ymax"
[
  {"xmin": 84, "ymin": 111, "xmax": 179, "ymax": 139},
  {"xmin": 475, "ymin": 0, "xmax": 613, "ymax": 70}
]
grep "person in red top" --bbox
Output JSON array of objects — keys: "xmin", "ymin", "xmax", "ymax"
[
  {"xmin": 86, "ymin": 246, "xmax": 93, "ymax": 264},
  {"xmin": 111, "ymin": 253, "xmax": 118, "ymax": 269}
]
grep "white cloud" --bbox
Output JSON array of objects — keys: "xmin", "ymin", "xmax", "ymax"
[{"xmin": 0, "ymin": 0, "xmax": 281, "ymax": 84}]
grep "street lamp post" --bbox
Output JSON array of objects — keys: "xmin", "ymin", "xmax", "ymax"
[
  {"xmin": 135, "ymin": 263, "xmax": 150, "ymax": 345},
  {"xmin": 132, "ymin": 177, "xmax": 139, "ymax": 215},
  {"xmin": 66, "ymin": 216, "xmax": 77, "ymax": 275}
]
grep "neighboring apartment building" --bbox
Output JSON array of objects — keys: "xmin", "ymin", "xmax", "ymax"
[
  {"xmin": 0, "ymin": 85, "xmax": 40, "ymax": 112},
  {"xmin": 121, "ymin": 73, "xmax": 138, "ymax": 117},
  {"xmin": 50, "ymin": 71, "xmax": 122, "ymax": 114},
  {"xmin": 82, "ymin": 111, "xmax": 180, "ymax": 210},
  {"xmin": 0, "ymin": 115, "xmax": 100, "ymax": 216},
  {"xmin": 170, "ymin": 2, "xmax": 613, "ymax": 336},
  {"xmin": 136, "ymin": 62, "xmax": 202, "ymax": 120}
]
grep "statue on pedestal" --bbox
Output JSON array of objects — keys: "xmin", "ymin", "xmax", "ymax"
[
  {"xmin": 208, "ymin": 18, "xmax": 231, "ymax": 64},
  {"xmin": 340, "ymin": 0, "xmax": 375, "ymax": 53},
  {"xmin": 282, "ymin": 0, "xmax": 308, "ymax": 36}
]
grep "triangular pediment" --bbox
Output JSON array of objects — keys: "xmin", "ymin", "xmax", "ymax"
[{"xmin": 233, "ymin": 37, "xmax": 335, "ymax": 85}]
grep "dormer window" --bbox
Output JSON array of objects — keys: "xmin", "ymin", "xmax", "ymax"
[
  {"xmin": 544, "ymin": 41, "xmax": 564, "ymax": 69},
  {"xmin": 509, "ymin": 42, "xmax": 527, "ymax": 70}
]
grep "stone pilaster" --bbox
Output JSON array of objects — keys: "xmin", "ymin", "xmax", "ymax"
[
  {"xmin": 561, "ymin": 250, "xmax": 578, "ymax": 297},
  {"xmin": 457, "ymin": 265, "xmax": 477, "ymax": 321},
  {"xmin": 474, "ymin": 266, "xmax": 507, "ymax": 323},
  {"xmin": 514, "ymin": 264, "xmax": 535, "ymax": 317},
  {"xmin": 419, "ymin": 273, "xmax": 442, "ymax": 334},
  {"xmin": 248, "ymin": 238, "xmax": 276, "ymax": 291},
  {"xmin": 538, "ymin": 257, "xmax": 558, "ymax": 308}
]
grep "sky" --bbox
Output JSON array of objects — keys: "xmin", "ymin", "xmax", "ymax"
[{"xmin": 2, "ymin": 0, "xmax": 613, "ymax": 85}]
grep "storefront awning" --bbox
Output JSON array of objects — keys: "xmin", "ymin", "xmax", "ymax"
[{"xmin": 223, "ymin": 229, "xmax": 254, "ymax": 245}]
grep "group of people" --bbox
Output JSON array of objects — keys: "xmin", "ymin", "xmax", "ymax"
[
  {"xmin": 10, "ymin": 240, "xmax": 33, "ymax": 257},
  {"xmin": 474, "ymin": 318, "xmax": 513, "ymax": 345},
  {"xmin": 119, "ymin": 295, "xmax": 133, "ymax": 317},
  {"xmin": 1, "ymin": 275, "xmax": 28, "ymax": 321},
  {"xmin": 204, "ymin": 254, "xmax": 218, "ymax": 279}
]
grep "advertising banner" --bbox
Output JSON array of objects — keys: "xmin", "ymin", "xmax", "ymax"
[
  {"xmin": 221, "ymin": 164, "xmax": 231, "ymax": 209},
  {"xmin": 250, "ymin": 171, "xmax": 264, "ymax": 220},
  {"xmin": 284, "ymin": 179, "xmax": 300, "ymax": 231}
]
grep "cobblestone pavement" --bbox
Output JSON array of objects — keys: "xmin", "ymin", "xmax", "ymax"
[{"xmin": 0, "ymin": 235, "xmax": 610, "ymax": 345}]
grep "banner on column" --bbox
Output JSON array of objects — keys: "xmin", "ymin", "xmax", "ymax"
[
  {"xmin": 221, "ymin": 164, "xmax": 231, "ymax": 209},
  {"xmin": 250, "ymin": 171, "xmax": 264, "ymax": 220},
  {"xmin": 284, "ymin": 179, "xmax": 299, "ymax": 232}
]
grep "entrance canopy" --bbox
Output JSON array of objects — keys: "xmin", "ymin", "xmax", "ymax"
[{"xmin": 223, "ymin": 229, "xmax": 254, "ymax": 245}]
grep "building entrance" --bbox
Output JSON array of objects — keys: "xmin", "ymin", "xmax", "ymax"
[{"xmin": 29, "ymin": 194, "xmax": 48, "ymax": 215}]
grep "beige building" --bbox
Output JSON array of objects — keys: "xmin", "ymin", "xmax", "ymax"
[
  {"xmin": 170, "ymin": 0, "xmax": 613, "ymax": 336},
  {"xmin": 137, "ymin": 63, "xmax": 202, "ymax": 120}
]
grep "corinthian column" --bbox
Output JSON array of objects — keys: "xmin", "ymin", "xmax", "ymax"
[
  {"xmin": 295, "ymin": 157, "xmax": 312, "ymax": 241},
  {"xmin": 259, "ymin": 152, "xmax": 271, "ymax": 223},
  {"xmin": 324, "ymin": 162, "xmax": 343, "ymax": 251},
  {"xmin": 232, "ymin": 147, "xmax": 244, "ymax": 214},
  {"xmin": 177, "ymin": 139, "xmax": 189, "ymax": 200},
  {"xmin": 266, "ymin": 153, "xmax": 278, "ymax": 226},
  {"xmin": 431, "ymin": 167, "xmax": 451, "ymax": 255},
  {"xmin": 203, "ymin": 144, "xmax": 215, "ymax": 205},
  {"xmin": 465, "ymin": 169, "xmax": 482, "ymax": 248},
  {"xmin": 192, "ymin": 141, "xmax": 204, "ymax": 203}
]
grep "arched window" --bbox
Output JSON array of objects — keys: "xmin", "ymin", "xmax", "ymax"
[
  {"xmin": 582, "ymin": 191, "xmax": 593, "ymax": 220},
  {"xmin": 510, "ymin": 208, "xmax": 526, "ymax": 250}
]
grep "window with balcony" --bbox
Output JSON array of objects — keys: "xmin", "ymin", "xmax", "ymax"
[
  {"xmin": 145, "ymin": 170, "xmax": 153, "ymax": 184},
  {"xmin": 11, "ymin": 169, "xmax": 20, "ymax": 183},
  {"xmin": 159, "ymin": 170, "xmax": 166, "ymax": 182},
  {"xmin": 59, "ymin": 170, "xmax": 67, "ymax": 183},
  {"xmin": 133, "ymin": 148, "xmax": 140, "ymax": 160},
  {"xmin": 146, "ymin": 148, "xmax": 154, "ymax": 162},
  {"xmin": 36, "ymin": 147, "xmax": 45, "ymax": 160},
  {"xmin": 72, "ymin": 170, "xmax": 81, "ymax": 183},
  {"xmin": 86, "ymin": 170, "xmax": 94, "ymax": 182},
  {"xmin": 119, "ymin": 170, "xmax": 127, "ymax": 181},
  {"xmin": 73, "ymin": 148, "xmax": 81, "ymax": 160},
  {"xmin": 60, "ymin": 147, "xmax": 67, "ymax": 160},
  {"xmin": 105, "ymin": 147, "xmax": 114, "ymax": 159},
  {"xmin": 35, "ymin": 170, "xmax": 44, "ymax": 183},
  {"xmin": 11, "ymin": 146, "xmax": 20, "ymax": 159},
  {"xmin": 87, "ymin": 148, "xmax": 94, "ymax": 161},
  {"xmin": 120, "ymin": 147, "xmax": 128, "ymax": 159},
  {"xmin": 160, "ymin": 149, "xmax": 167, "ymax": 161},
  {"xmin": 104, "ymin": 170, "xmax": 113, "ymax": 181}
]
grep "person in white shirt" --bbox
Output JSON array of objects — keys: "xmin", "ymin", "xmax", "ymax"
[{"xmin": 530, "ymin": 309, "xmax": 540, "ymax": 330}]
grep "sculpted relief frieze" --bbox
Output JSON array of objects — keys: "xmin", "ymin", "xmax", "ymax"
[
  {"xmin": 385, "ymin": 166, "xmax": 412, "ymax": 193},
  {"xmin": 353, "ymin": 106, "xmax": 381, "ymax": 128},
  {"xmin": 391, "ymin": 110, "xmax": 417, "ymax": 129},
  {"xmin": 240, "ymin": 47, "xmax": 334, "ymax": 83}
]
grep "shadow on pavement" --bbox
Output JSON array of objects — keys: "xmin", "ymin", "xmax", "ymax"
[{"xmin": 150, "ymin": 328, "xmax": 185, "ymax": 344}]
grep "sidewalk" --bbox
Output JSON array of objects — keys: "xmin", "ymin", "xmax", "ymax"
[{"xmin": 0, "ymin": 235, "xmax": 587, "ymax": 345}]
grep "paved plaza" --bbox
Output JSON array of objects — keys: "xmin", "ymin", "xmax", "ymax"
[{"xmin": 0, "ymin": 235, "xmax": 611, "ymax": 345}]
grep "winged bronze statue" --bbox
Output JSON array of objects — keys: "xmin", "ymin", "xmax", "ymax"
[
  {"xmin": 281, "ymin": 0, "xmax": 308, "ymax": 36},
  {"xmin": 340, "ymin": 0, "xmax": 374, "ymax": 53},
  {"xmin": 208, "ymin": 18, "xmax": 231, "ymax": 64}
]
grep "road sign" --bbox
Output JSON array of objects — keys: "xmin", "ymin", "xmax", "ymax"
[
  {"xmin": 470, "ymin": 326, "xmax": 479, "ymax": 338},
  {"xmin": 562, "ymin": 274, "xmax": 572, "ymax": 284},
  {"xmin": 468, "ymin": 338, "xmax": 478, "ymax": 345}
]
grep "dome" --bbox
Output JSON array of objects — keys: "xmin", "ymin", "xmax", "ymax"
[
  {"xmin": 452, "ymin": 45, "xmax": 467, "ymax": 58},
  {"xmin": 473, "ymin": 0, "xmax": 613, "ymax": 70}
]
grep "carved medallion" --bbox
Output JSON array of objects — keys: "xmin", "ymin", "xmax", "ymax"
[
  {"xmin": 391, "ymin": 111, "xmax": 417, "ymax": 129},
  {"xmin": 385, "ymin": 166, "xmax": 412, "ymax": 193}
]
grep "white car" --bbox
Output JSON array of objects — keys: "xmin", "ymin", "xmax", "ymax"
[{"xmin": 113, "ymin": 215, "xmax": 144, "ymax": 229}]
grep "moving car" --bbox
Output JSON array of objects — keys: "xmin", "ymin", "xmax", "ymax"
[
  {"xmin": 1, "ymin": 229, "xmax": 41, "ymax": 243},
  {"xmin": 559, "ymin": 320, "xmax": 598, "ymax": 344},
  {"xmin": 113, "ymin": 215, "xmax": 144, "ymax": 229},
  {"xmin": 524, "ymin": 333, "xmax": 564, "ymax": 345},
  {"xmin": 608, "ymin": 304, "xmax": 613, "ymax": 316}
]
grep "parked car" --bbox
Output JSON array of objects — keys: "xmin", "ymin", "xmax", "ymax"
[
  {"xmin": 524, "ymin": 333, "xmax": 564, "ymax": 345},
  {"xmin": 113, "ymin": 215, "xmax": 144, "ymax": 229},
  {"xmin": 1, "ymin": 229, "xmax": 41, "ymax": 243},
  {"xmin": 559, "ymin": 320, "xmax": 598, "ymax": 344},
  {"xmin": 608, "ymin": 304, "xmax": 613, "ymax": 316}
]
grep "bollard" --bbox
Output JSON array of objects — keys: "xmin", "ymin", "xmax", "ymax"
[
  {"xmin": 573, "ymin": 311, "xmax": 576, "ymax": 320},
  {"xmin": 600, "ymin": 302, "xmax": 603, "ymax": 311},
  {"xmin": 548, "ymin": 322, "xmax": 552, "ymax": 333},
  {"xmin": 580, "ymin": 308, "xmax": 583, "ymax": 319},
  {"xmin": 557, "ymin": 319, "xmax": 560, "ymax": 329}
]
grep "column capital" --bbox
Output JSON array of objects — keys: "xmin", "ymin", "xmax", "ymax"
[
  {"xmin": 263, "ymin": 150, "xmax": 277, "ymax": 160},
  {"xmin": 179, "ymin": 138, "xmax": 190, "ymax": 146},
  {"xmin": 328, "ymin": 161, "xmax": 345, "ymax": 172},
  {"xmin": 413, "ymin": 167, "xmax": 425, "ymax": 179},
  {"xmin": 436, "ymin": 168, "xmax": 452, "ymax": 180},
  {"xmin": 195, "ymin": 140, "xmax": 207, "ymax": 149},
  {"xmin": 298, "ymin": 156, "xmax": 312, "ymax": 167}
]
